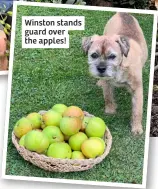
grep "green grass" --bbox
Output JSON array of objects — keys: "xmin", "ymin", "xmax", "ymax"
[{"xmin": 6, "ymin": 5, "xmax": 153, "ymax": 184}]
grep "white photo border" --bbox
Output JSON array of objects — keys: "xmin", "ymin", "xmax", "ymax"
[
  {"xmin": 0, "ymin": 71, "xmax": 8, "ymax": 76},
  {"xmin": 1, "ymin": 1, "xmax": 157, "ymax": 188}
]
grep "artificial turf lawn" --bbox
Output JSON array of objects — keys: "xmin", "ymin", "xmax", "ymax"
[{"xmin": 6, "ymin": 5, "xmax": 153, "ymax": 184}]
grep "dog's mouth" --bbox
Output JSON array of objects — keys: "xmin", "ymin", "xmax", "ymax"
[
  {"xmin": 96, "ymin": 69, "xmax": 113, "ymax": 79},
  {"xmin": 92, "ymin": 72, "xmax": 113, "ymax": 80},
  {"xmin": 98, "ymin": 74, "xmax": 113, "ymax": 80},
  {"xmin": 98, "ymin": 73, "xmax": 106, "ymax": 78}
]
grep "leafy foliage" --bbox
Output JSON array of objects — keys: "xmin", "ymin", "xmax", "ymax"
[
  {"xmin": 25, "ymin": 0, "xmax": 148, "ymax": 8},
  {"xmin": 113, "ymin": 0, "xmax": 148, "ymax": 8},
  {"xmin": 0, "ymin": 1, "xmax": 12, "ymax": 58},
  {"xmin": 26, "ymin": 0, "xmax": 86, "ymax": 4}
]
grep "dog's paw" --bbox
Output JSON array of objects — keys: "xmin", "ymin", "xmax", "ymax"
[
  {"xmin": 105, "ymin": 105, "xmax": 116, "ymax": 114},
  {"xmin": 131, "ymin": 126, "xmax": 143, "ymax": 136}
]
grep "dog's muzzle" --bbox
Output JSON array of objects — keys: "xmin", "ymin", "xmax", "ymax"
[{"xmin": 97, "ymin": 65, "xmax": 106, "ymax": 74}]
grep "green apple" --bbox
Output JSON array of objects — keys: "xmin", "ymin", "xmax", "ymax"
[
  {"xmin": 81, "ymin": 137, "xmax": 105, "ymax": 158},
  {"xmin": 71, "ymin": 151, "xmax": 85, "ymax": 159},
  {"xmin": 85, "ymin": 117, "xmax": 106, "ymax": 138},
  {"xmin": 26, "ymin": 112, "xmax": 42, "ymax": 129},
  {"xmin": 52, "ymin": 104, "xmax": 68, "ymax": 115},
  {"xmin": 42, "ymin": 126, "xmax": 64, "ymax": 144},
  {"xmin": 60, "ymin": 117, "xmax": 82, "ymax": 136},
  {"xmin": 63, "ymin": 106, "xmax": 84, "ymax": 119},
  {"xmin": 19, "ymin": 134, "xmax": 26, "ymax": 147},
  {"xmin": 14, "ymin": 117, "xmax": 33, "ymax": 138},
  {"xmin": 24, "ymin": 130, "xmax": 49, "ymax": 153},
  {"xmin": 47, "ymin": 142, "xmax": 72, "ymax": 159},
  {"xmin": 69, "ymin": 132, "xmax": 88, "ymax": 151},
  {"xmin": 81, "ymin": 116, "xmax": 91, "ymax": 131},
  {"xmin": 42, "ymin": 110, "xmax": 62, "ymax": 127}
]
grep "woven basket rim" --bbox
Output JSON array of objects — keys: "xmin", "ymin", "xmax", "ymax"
[{"xmin": 12, "ymin": 110, "xmax": 112, "ymax": 170}]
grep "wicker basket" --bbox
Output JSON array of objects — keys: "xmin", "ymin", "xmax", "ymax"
[{"xmin": 12, "ymin": 111, "xmax": 112, "ymax": 172}]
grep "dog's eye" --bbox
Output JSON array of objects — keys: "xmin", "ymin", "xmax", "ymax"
[
  {"xmin": 91, "ymin": 53, "xmax": 99, "ymax": 59},
  {"xmin": 108, "ymin": 54, "xmax": 116, "ymax": 60}
]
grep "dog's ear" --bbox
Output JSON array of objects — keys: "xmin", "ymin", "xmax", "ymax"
[
  {"xmin": 116, "ymin": 36, "xmax": 130, "ymax": 57},
  {"xmin": 82, "ymin": 37, "xmax": 92, "ymax": 54}
]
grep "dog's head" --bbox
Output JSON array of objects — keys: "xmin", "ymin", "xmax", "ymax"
[{"xmin": 82, "ymin": 35, "xmax": 130, "ymax": 79}]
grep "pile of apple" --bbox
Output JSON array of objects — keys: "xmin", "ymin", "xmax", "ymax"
[{"xmin": 13, "ymin": 104, "xmax": 107, "ymax": 160}]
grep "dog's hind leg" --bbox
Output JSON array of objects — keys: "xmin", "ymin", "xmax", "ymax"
[
  {"xmin": 131, "ymin": 85, "xmax": 143, "ymax": 135},
  {"xmin": 97, "ymin": 80, "xmax": 117, "ymax": 114}
]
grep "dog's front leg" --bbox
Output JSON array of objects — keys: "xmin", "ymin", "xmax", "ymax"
[
  {"xmin": 131, "ymin": 86, "xmax": 143, "ymax": 135},
  {"xmin": 97, "ymin": 80, "xmax": 117, "ymax": 114}
]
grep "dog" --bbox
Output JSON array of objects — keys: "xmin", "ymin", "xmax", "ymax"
[{"xmin": 82, "ymin": 13, "xmax": 148, "ymax": 135}]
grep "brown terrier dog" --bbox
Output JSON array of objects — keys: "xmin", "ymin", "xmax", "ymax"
[{"xmin": 82, "ymin": 13, "xmax": 148, "ymax": 135}]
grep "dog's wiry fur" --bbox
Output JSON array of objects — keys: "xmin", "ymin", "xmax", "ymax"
[{"xmin": 82, "ymin": 13, "xmax": 148, "ymax": 135}]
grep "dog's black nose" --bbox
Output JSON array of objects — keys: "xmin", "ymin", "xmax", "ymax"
[{"xmin": 97, "ymin": 66, "xmax": 106, "ymax": 73}]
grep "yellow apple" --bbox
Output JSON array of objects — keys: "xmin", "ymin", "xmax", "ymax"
[
  {"xmin": 14, "ymin": 117, "xmax": 32, "ymax": 138},
  {"xmin": 81, "ymin": 137, "xmax": 105, "ymax": 158}
]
